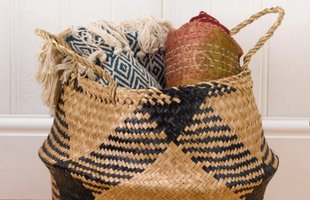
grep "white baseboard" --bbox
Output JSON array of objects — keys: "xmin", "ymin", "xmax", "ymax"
[
  {"xmin": 0, "ymin": 116, "xmax": 309, "ymax": 200},
  {"xmin": 1, "ymin": 115, "xmax": 309, "ymax": 134}
]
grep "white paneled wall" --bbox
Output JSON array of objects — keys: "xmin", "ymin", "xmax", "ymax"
[
  {"xmin": 0, "ymin": 0, "xmax": 309, "ymax": 116},
  {"xmin": 0, "ymin": 0, "xmax": 11, "ymax": 113},
  {"xmin": 61, "ymin": 0, "xmax": 112, "ymax": 27},
  {"xmin": 16, "ymin": 0, "xmax": 61, "ymax": 114},
  {"xmin": 113, "ymin": 0, "xmax": 162, "ymax": 22},
  {"xmin": 264, "ymin": 0, "xmax": 310, "ymax": 117}
]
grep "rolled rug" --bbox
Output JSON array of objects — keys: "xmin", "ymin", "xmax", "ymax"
[{"xmin": 165, "ymin": 11, "xmax": 243, "ymax": 87}]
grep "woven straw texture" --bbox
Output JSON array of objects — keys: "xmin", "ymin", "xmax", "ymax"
[{"xmin": 36, "ymin": 7, "xmax": 284, "ymax": 200}]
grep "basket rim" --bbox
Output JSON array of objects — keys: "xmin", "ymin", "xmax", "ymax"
[{"xmin": 78, "ymin": 68, "xmax": 252, "ymax": 93}]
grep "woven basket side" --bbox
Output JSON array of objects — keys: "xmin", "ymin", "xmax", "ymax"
[{"xmin": 38, "ymin": 67, "xmax": 279, "ymax": 199}]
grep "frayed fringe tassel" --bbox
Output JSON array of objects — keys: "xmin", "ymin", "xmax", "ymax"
[
  {"xmin": 86, "ymin": 21, "xmax": 130, "ymax": 52},
  {"xmin": 36, "ymin": 28, "xmax": 98, "ymax": 116},
  {"xmin": 83, "ymin": 14, "xmax": 172, "ymax": 58},
  {"xmin": 121, "ymin": 15, "xmax": 172, "ymax": 57},
  {"xmin": 36, "ymin": 28, "xmax": 71, "ymax": 116}
]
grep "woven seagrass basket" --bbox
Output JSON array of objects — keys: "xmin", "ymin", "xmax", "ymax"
[{"xmin": 36, "ymin": 7, "xmax": 284, "ymax": 200}]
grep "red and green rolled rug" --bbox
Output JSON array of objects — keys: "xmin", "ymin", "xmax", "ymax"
[{"xmin": 165, "ymin": 11, "xmax": 243, "ymax": 87}]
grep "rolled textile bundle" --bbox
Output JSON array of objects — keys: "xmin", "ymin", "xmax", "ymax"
[
  {"xmin": 37, "ymin": 15, "xmax": 171, "ymax": 109},
  {"xmin": 122, "ymin": 16, "xmax": 171, "ymax": 87},
  {"xmin": 36, "ymin": 16, "xmax": 171, "ymax": 114},
  {"xmin": 165, "ymin": 11, "xmax": 243, "ymax": 87},
  {"xmin": 65, "ymin": 27, "xmax": 163, "ymax": 89}
]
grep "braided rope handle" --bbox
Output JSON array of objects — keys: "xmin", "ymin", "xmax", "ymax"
[{"xmin": 230, "ymin": 6, "xmax": 285, "ymax": 69}]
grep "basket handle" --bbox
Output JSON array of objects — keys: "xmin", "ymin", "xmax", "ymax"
[
  {"xmin": 35, "ymin": 29, "xmax": 117, "ymax": 102},
  {"xmin": 230, "ymin": 6, "xmax": 285, "ymax": 70}
]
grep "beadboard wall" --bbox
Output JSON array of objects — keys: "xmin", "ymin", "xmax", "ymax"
[{"xmin": 0, "ymin": 0, "xmax": 310, "ymax": 200}]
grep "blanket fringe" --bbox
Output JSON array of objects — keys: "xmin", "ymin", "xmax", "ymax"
[
  {"xmin": 36, "ymin": 28, "xmax": 73, "ymax": 116},
  {"xmin": 84, "ymin": 14, "xmax": 172, "ymax": 58},
  {"xmin": 36, "ymin": 28, "xmax": 98, "ymax": 116},
  {"xmin": 122, "ymin": 15, "xmax": 172, "ymax": 56}
]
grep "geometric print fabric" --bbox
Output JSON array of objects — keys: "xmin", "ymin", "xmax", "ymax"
[{"xmin": 66, "ymin": 27, "xmax": 165, "ymax": 89}]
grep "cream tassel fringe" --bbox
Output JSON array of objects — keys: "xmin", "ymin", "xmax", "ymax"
[
  {"xmin": 84, "ymin": 15, "xmax": 172, "ymax": 58},
  {"xmin": 86, "ymin": 21, "xmax": 130, "ymax": 54},
  {"xmin": 121, "ymin": 15, "xmax": 172, "ymax": 57},
  {"xmin": 36, "ymin": 28, "xmax": 74, "ymax": 116},
  {"xmin": 36, "ymin": 15, "xmax": 172, "ymax": 116}
]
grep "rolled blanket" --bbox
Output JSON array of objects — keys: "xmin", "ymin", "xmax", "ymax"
[
  {"xmin": 38, "ymin": 17, "xmax": 171, "ymax": 90},
  {"xmin": 36, "ymin": 16, "xmax": 171, "ymax": 114},
  {"xmin": 165, "ymin": 11, "xmax": 243, "ymax": 87},
  {"xmin": 65, "ymin": 17, "xmax": 172, "ymax": 89},
  {"xmin": 122, "ymin": 16, "xmax": 171, "ymax": 87},
  {"xmin": 66, "ymin": 27, "xmax": 162, "ymax": 89}
]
